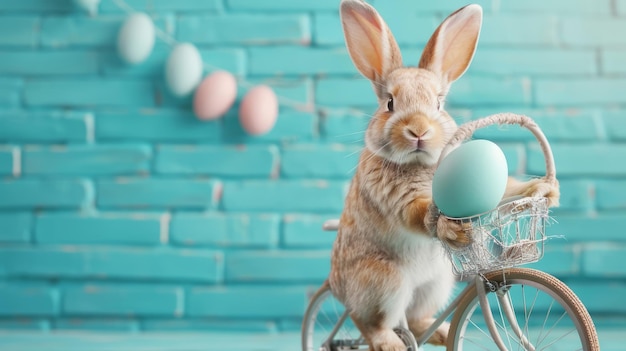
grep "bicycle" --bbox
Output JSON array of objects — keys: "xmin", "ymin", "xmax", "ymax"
[{"xmin": 301, "ymin": 113, "xmax": 599, "ymax": 351}]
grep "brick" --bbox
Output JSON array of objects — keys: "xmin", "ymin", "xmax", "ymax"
[
  {"xmin": 0, "ymin": 247, "xmax": 223, "ymax": 282},
  {"xmin": 63, "ymin": 284, "xmax": 183, "ymax": 316},
  {"xmin": 142, "ymin": 319, "xmax": 275, "ymax": 332},
  {"xmin": 249, "ymin": 47, "xmax": 356, "ymax": 76},
  {"xmin": 500, "ymin": 0, "xmax": 610, "ymax": 14},
  {"xmin": 0, "ymin": 0, "xmax": 73, "ymax": 12},
  {"xmin": 41, "ymin": 15, "xmax": 172, "ymax": 48},
  {"xmin": 187, "ymin": 285, "xmax": 308, "ymax": 318},
  {"xmin": 0, "ymin": 16, "xmax": 38, "ymax": 46},
  {"xmin": 582, "ymin": 244, "xmax": 626, "ymax": 277},
  {"xmin": 101, "ymin": 47, "xmax": 246, "ymax": 77},
  {"xmin": 222, "ymin": 110, "xmax": 317, "ymax": 144},
  {"xmin": 470, "ymin": 109, "xmax": 604, "ymax": 142},
  {"xmin": 222, "ymin": 180, "xmax": 346, "ymax": 212},
  {"xmin": 0, "ymin": 283, "xmax": 57, "ymax": 316},
  {"xmin": 0, "ymin": 111, "xmax": 89, "ymax": 142},
  {"xmin": 96, "ymin": 110, "xmax": 220, "ymax": 142},
  {"xmin": 97, "ymin": 178, "xmax": 220, "ymax": 209},
  {"xmin": 24, "ymin": 79, "xmax": 156, "ymax": 107},
  {"xmin": 603, "ymin": 50, "xmax": 626, "ymax": 74},
  {"xmin": 0, "ymin": 50, "xmax": 98, "ymax": 75},
  {"xmin": 313, "ymin": 12, "xmax": 437, "ymax": 47},
  {"xmin": 226, "ymin": 250, "xmax": 330, "ymax": 282},
  {"xmin": 553, "ymin": 180, "xmax": 594, "ymax": 212},
  {"xmin": 227, "ymin": 0, "xmax": 338, "ymax": 11},
  {"xmin": 0, "ymin": 78, "xmax": 21, "ymax": 107},
  {"xmin": 156, "ymin": 145, "xmax": 278, "ymax": 177},
  {"xmin": 596, "ymin": 180, "xmax": 626, "ymax": 210},
  {"xmin": 550, "ymin": 214, "xmax": 626, "ymax": 242},
  {"xmin": 603, "ymin": 111, "xmax": 626, "ymax": 141},
  {"xmin": 322, "ymin": 110, "xmax": 369, "ymax": 144},
  {"xmin": 0, "ymin": 212, "xmax": 32, "ymax": 242},
  {"xmin": 316, "ymin": 78, "xmax": 377, "ymax": 107},
  {"xmin": 23, "ymin": 144, "xmax": 152, "ymax": 176},
  {"xmin": 527, "ymin": 244, "xmax": 579, "ymax": 276},
  {"xmin": 281, "ymin": 144, "xmax": 361, "ymax": 179},
  {"xmin": 528, "ymin": 143, "xmax": 626, "ymax": 176},
  {"xmin": 0, "ymin": 318, "xmax": 49, "ymax": 331},
  {"xmin": 0, "ymin": 179, "xmax": 92, "ymax": 209},
  {"xmin": 0, "ymin": 145, "xmax": 16, "ymax": 175},
  {"xmin": 170, "ymin": 213, "xmax": 280, "ymax": 248},
  {"xmin": 566, "ymin": 281, "xmax": 626, "ymax": 313},
  {"xmin": 469, "ymin": 49, "xmax": 597, "ymax": 76},
  {"xmin": 54, "ymin": 318, "xmax": 139, "ymax": 332},
  {"xmin": 177, "ymin": 14, "xmax": 310, "ymax": 45},
  {"xmin": 35, "ymin": 212, "xmax": 166, "ymax": 245},
  {"xmin": 480, "ymin": 15, "xmax": 558, "ymax": 46},
  {"xmin": 100, "ymin": 0, "xmax": 222, "ymax": 12},
  {"xmin": 535, "ymin": 79, "xmax": 626, "ymax": 106},
  {"xmin": 449, "ymin": 76, "xmax": 532, "ymax": 106},
  {"xmin": 562, "ymin": 18, "xmax": 626, "ymax": 47},
  {"xmin": 282, "ymin": 214, "xmax": 338, "ymax": 248},
  {"xmin": 314, "ymin": 14, "xmax": 342, "ymax": 45}
]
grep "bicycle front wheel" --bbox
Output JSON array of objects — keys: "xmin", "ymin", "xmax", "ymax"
[{"xmin": 447, "ymin": 268, "xmax": 599, "ymax": 351}]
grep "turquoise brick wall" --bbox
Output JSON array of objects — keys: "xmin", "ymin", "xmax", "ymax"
[{"xmin": 0, "ymin": 0, "xmax": 624, "ymax": 332}]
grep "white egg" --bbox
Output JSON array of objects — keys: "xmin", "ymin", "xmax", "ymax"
[
  {"xmin": 165, "ymin": 43, "xmax": 204, "ymax": 97},
  {"xmin": 117, "ymin": 13, "xmax": 155, "ymax": 64}
]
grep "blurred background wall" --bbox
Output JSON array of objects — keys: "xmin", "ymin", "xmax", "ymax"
[{"xmin": 0, "ymin": 0, "xmax": 624, "ymax": 332}]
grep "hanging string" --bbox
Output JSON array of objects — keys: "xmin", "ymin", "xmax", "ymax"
[{"xmin": 111, "ymin": 0, "xmax": 369, "ymax": 117}]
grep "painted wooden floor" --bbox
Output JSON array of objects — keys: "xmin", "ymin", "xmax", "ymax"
[{"xmin": 0, "ymin": 329, "xmax": 623, "ymax": 351}]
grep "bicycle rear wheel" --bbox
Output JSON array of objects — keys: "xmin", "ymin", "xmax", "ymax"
[
  {"xmin": 301, "ymin": 282, "xmax": 418, "ymax": 351},
  {"xmin": 447, "ymin": 268, "xmax": 599, "ymax": 351},
  {"xmin": 301, "ymin": 281, "xmax": 365, "ymax": 351}
]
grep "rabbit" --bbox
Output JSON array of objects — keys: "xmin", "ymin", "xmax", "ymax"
[{"xmin": 329, "ymin": 1, "xmax": 560, "ymax": 350}]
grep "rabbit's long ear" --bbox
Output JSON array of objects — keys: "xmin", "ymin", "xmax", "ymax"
[
  {"xmin": 419, "ymin": 4, "xmax": 482, "ymax": 86},
  {"xmin": 340, "ymin": 0, "xmax": 402, "ymax": 89}
]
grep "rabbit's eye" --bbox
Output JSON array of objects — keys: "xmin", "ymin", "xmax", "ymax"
[{"xmin": 387, "ymin": 98, "xmax": 394, "ymax": 112}]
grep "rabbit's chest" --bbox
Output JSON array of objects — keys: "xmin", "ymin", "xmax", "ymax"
[{"xmin": 388, "ymin": 230, "xmax": 451, "ymax": 283}]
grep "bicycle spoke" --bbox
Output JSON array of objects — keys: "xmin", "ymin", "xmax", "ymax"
[
  {"xmin": 535, "ymin": 299, "xmax": 554, "ymax": 347},
  {"xmin": 538, "ymin": 327, "xmax": 576, "ymax": 351},
  {"xmin": 495, "ymin": 293, "xmax": 515, "ymax": 351}
]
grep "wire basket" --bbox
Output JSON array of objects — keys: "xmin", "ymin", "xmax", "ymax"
[
  {"xmin": 434, "ymin": 113, "xmax": 558, "ymax": 277},
  {"xmin": 441, "ymin": 196, "xmax": 550, "ymax": 277}
]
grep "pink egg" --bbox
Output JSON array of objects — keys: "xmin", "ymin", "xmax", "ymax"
[
  {"xmin": 239, "ymin": 85, "xmax": 279, "ymax": 135},
  {"xmin": 193, "ymin": 70, "xmax": 237, "ymax": 120}
]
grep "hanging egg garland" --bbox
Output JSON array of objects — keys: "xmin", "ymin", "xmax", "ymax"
[
  {"xmin": 117, "ymin": 13, "xmax": 155, "ymax": 65},
  {"xmin": 193, "ymin": 70, "xmax": 238, "ymax": 120},
  {"xmin": 110, "ymin": 3, "xmax": 280, "ymax": 134},
  {"xmin": 239, "ymin": 85, "xmax": 279, "ymax": 135},
  {"xmin": 165, "ymin": 43, "xmax": 204, "ymax": 97}
]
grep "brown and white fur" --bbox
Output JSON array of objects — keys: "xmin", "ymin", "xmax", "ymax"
[{"xmin": 329, "ymin": 1, "xmax": 560, "ymax": 350}]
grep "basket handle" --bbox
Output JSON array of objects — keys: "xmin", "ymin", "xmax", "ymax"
[{"xmin": 438, "ymin": 113, "xmax": 556, "ymax": 182}]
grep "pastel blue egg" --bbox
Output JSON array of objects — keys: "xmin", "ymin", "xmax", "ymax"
[
  {"xmin": 432, "ymin": 139, "xmax": 508, "ymax": 218},
  {"xmin": 117, "ymin": 13, "xmax": 155, "ymax": 64},
  {"xmin": 165, "ymin": 43, "xmax": 204, "ymax": 97}
]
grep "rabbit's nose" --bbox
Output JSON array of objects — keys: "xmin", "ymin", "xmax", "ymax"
[{"xmin": 404, "ymin": 127, "xmax": 432, "ymax": 149}]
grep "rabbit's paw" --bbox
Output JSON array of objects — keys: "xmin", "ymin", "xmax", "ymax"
[
  {"xmin": 436, "ymin": 216, "xmax": 471, "ymax": 249},
  {"xmin": 370, "ymin": 329, "xmax": 407, "ymax": 351},
  {"xmin": 409, "ymin": 318, "xmax": 448, "ymax": 346},
  {"xmin": 522, "ymin": 178, "xmax": 560, "ymax": 207}
]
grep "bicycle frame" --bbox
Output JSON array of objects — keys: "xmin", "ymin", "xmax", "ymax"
[{"xmin": 320, "ymin": 273, "xmax": 536, "ymax": 351}]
